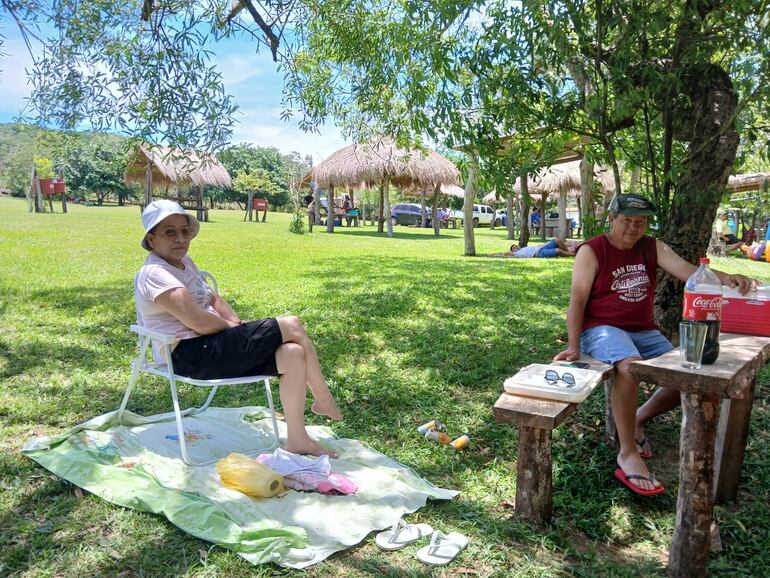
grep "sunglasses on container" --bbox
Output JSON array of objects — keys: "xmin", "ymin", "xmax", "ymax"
[{"xmin": 544, "ymin": 369, "xmax": 576, "ymax": 387}]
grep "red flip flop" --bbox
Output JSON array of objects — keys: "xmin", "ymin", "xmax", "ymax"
[
  {"xmin": 636, "ymin": 437, "xmax": 653, "ymax": 459},
  {"xmin": 614, "ymin": 467, "xmax": 665, "ymax": 496}
]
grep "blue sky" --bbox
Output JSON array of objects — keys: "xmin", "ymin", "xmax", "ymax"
[{"xmin": 0, "ymin": 16, "xmax": 349, "ymax": 163}]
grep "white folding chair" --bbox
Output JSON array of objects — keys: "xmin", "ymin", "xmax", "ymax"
[{"xmin": 117, "ymin": 271, "xmax": 280, "ymax": 466}]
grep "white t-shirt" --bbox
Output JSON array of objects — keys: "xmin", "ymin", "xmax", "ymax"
[
  {"xmin": 134, "ymin": 253, "xmax": 221, "ymax": 360},
  {"xmin": 513, "ymin": 244, "xmax": 542, "ymax": 258}
]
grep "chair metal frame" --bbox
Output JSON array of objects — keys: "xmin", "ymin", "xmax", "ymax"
[{"xmin": 117, "ymin": 271, "xmax": 280, "ymax": 466}]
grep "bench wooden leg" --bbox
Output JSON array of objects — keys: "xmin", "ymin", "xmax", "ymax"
[
  {"xmin": 516, "ymin": 425, "xmax": 553, "ymax": 523},
  {"xmin": 604, "ymin": 379, "xmax": 617, "ymax": 443},
  {"xmin": 668, "ymin": 392, "xmax": 721, "ymax": 578},
  {"xmin": 713, "ymin": 380, "xmax": 755, "ymax": 503}
]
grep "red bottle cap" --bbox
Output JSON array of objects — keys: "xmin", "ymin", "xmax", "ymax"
[{"xmin": 700, "ymin": 257, "xmax": 710, "ymax": 264}]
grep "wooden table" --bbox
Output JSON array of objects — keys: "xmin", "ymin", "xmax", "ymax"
[{"xmin": 629, "ymin": 333, "xmax": 770, "ymax": 578}]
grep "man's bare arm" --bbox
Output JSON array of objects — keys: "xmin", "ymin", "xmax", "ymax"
[
  {"xmin": 554, "ymin": 246, "xmax": 598, "ymax": 361},
  {"xmin": 656, "ymin": 240, "xmax": 758, "ymax": 293}
]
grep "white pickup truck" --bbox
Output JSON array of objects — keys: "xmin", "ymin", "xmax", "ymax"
[{"xmin": 455, "ymin": 204, "xmax": 497, "ymax": 227}]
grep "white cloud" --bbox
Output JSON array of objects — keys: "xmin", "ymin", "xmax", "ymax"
[
  {"xmin": 230, "ymin": 111, "xmax": 348, "ymax": 162},
  {"xmin": 0, "ymin": 37, "xmax": 35, "ymax": 116}
]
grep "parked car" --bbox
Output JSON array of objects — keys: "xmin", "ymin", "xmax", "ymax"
[
  {"xmin": 391, "ymin": 203, "xmax": 448, "ymax": 226},
  {"xmin": 457, "ymin": 204, "xmax": 496, "ymax": 227}
]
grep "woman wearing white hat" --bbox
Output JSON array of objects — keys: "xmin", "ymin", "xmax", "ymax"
[{"xmin": 135, "ymin": 200, "xmax": 342, "ymax": 457}]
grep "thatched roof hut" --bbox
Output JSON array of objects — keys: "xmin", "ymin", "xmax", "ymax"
[
  {"xmin": 124, "ymin": 145, "xmax": 232, "ymax": 190},
  {"xmin": 482, "ymin": 161, "xmax": 614, "ymax": 204},
  {"xmin": 311, "ymin": 137, "xmax": 460, "ymax": 236},
  {"xmin": 312, "ymin": 137, "xmax": 459, "ymax": 190},
  {"xmin": 124, "ymin": 145, "xmax": 231, "ymax": 222},
  {"xmin": 727, "ymin": 172, "xmax": 770, "ymax": 193}
]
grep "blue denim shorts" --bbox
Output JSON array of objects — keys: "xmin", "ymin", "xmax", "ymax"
[
  {"xmin": 537, "ymin": 239, "xmax": 559, "ymax": 258},
  {"xmin": 580, "ymin": 325, "xmax": 673, "ymax": 365}
]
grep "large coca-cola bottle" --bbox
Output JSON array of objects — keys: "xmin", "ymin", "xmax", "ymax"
[{"xmin": 682, "ymin": 257, "xmax": 722, "ymax": 364}]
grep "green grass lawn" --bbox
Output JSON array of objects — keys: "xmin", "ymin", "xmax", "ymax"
[{"xmin": 2, "ymin": 196, "xmax": 769, "ymax": 577}]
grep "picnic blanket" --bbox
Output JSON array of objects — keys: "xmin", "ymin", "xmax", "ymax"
[{"xmin": 22, "ymin": 407, "xmax": 458, "ymax": 568}]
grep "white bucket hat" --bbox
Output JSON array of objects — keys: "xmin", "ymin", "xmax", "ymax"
[{"xmin": 141, "ymin": 199, "xmax": 200, "ymax": 250}]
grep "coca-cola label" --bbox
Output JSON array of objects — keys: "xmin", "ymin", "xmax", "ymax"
[{"xmin": 683, "ymin": 292, "xmax": 722, "ymax": 321}]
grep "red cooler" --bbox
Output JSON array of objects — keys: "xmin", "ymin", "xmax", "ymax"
[{"xmin": 722, "ymin": 286, "xmax": 770, "ymax": 336}]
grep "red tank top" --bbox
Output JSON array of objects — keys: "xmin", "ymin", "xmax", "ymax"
[{"xmin": 581, "ymin": 234, "xmax": 658, "ymax": 332}]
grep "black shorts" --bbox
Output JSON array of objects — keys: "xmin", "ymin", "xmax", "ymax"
[{"xmin": 170, "ymin": 318, "xmax": 283, "ymax": 380}]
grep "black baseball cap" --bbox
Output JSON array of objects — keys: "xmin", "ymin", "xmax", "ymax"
[{"xmin": 609, "ymin": 193, "xmax": 657, "ymax": 216}]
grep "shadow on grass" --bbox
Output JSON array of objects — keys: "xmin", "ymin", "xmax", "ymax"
[{"xmin": 326, "ymin": 227, "xmax": 460, "ymax": 241}]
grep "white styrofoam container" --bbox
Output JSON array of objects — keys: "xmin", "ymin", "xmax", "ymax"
[{"xmin": 504, "ymin": 363, "xmax": 603, "ymax": 403}]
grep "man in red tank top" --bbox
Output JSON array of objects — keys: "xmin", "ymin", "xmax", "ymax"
[{"xmin": 554, "ymin": 194, "xmax": 757, "ymax": 496}]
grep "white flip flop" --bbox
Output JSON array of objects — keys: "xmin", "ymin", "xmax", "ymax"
[
  {"xmin": 415, "ymin": 530, "xmax": 469, "ymax": 565},
  {"xmin": 375, "ymin": 517, "xmax": 434, "ymax": 551}
]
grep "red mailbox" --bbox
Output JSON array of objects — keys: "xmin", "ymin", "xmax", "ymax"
[
  {"xmin": 38, "ymin": 178, "xmax": 56, "ymax": 195},
  {"xmin": 53, "ymin": 179, "xmax": 66, "ymax": 193}
]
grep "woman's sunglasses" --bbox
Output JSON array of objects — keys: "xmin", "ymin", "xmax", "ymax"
[{"xmin": 544, "ymin": 370, "xmax": 576, "ymax": 387}]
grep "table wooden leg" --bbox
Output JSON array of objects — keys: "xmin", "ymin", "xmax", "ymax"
[
  {"xmin": 669, "ymin": 392, "xmax": 721, "ymax": 578},
  {"xmin": 516, "ymin": 425, "xmax": 553, "ymax": 523},
  {"xmin": 713, "ymin": 380, "xmax": 755, "ymax": 503}
]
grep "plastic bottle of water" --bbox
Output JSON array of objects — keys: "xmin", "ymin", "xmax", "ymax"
[{"xmin": 682, "ymin": 257, "xmax": 722, "ymax": 364}]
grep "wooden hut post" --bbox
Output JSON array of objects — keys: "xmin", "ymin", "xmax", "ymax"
[
  {"xmin": 326, "ymin": 185, "xmax": 336, "ymax": 233},
  {"xmin": 378, "ymin": 182, "xmax": 385, "ymax": 233},
  {"xmin": 506, "ymin": 192, "xmax": 515, "ymax": 240},
  {"xmin": 384, "ymin": 179, "xmax": 393, "ymax": 237},
  {"xmin": 144, "ymin": 161, "xmax": 153, "ymax": 207},
  {"xmin": 539, "ymin": 193, "xmax": 547, "ymax": 241},
  {"xmin": 196, "ymin": 185, "xmax": 205, "ymax": 222},
  {"xmin": 519, "ymin": 174, "xmax": 531, "ymax": 247},
  {"xmin": 420, "ymin": 193, "xmax": 427, "ymax": 228},
  {"xmin": 432, "ymin": 183, "xmax": 441, "ymax": 236}
]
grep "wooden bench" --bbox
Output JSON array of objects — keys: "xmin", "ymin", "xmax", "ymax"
[
  {"xmin": 493, "ymin": 356, "xmax": 613, "ymax": 523},
  {"xmin": 181, "ymin": 204, "xmax": 209, "ymax": 222}
]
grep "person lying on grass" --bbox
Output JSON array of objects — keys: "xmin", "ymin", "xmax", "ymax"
[
  {"xmin": 553, "ymin": 194, "xmax": 758, "ymax": 497},
  {"xmin": 135, "ymin": 200, "xmax": 342, "ymax": 457},
  {"xmin": 491, "ymin": 237, "xmax": 580, "ymax": 258}
]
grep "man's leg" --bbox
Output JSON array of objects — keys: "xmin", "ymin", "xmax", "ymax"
[
  {"xmin": 629, "ymin": 330, "xmax": 678, "ymax": 454},
  {"xmin": 581, "ymin": 326, "xmax": 664, "ymax": 491},
  {"xmin": 614, "ymin": 358, "xmax": 663, "ymax": 491}
]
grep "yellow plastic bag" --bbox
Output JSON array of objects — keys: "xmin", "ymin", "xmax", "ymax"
[{"xmin": 216, "ymin": 453, "xmax": 284, "ymax": 498}]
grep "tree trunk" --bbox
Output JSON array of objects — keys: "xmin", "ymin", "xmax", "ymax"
[
  {"xmin": 539, "ymin": 194, "xmax": 547, "ymax": 241},
  {"xmin": 519, "ymin": 174, "xmax": 531, "ymax": 248},
  {"xmin": 432, "ymin": 184, "xmax": 441, "ymax": 236},
  {"xmin": 312, "ymin": 184, "xmax": 321, "ymax": 226},
  {"xmin": 506, "ymin": 193, "xmax": 515, "ymax": 240},
  {"xmin": 629, "ymin": 164, "xmax": 641, "ymax": 192},
  {"xmin": 377, "ymin": 183, "xmax": 385, "ymax": 233},
  {"xmin": 463, "ymin": 156, "xmax": 478, "ymax": 256},
  {"xmin": 326, "ymin": 185, "xmax": 335, "ymax": 233},
  {"xmin": 384, "ymin": 179, "xmax": 393, "ymax": 237},
  {"xmin": 557, "ymin": 187, "xmax": 568, "ymax": 238},
  {"xmin": 656, "ymin": 65, "xmax": 739, "ymax": 339},
  {"xmin": 579, "ymin": 157, "xmax": 596, "ymax": 239}
]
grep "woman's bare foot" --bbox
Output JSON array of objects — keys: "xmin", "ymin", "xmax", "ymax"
[
  {"xmin": 286, "ymin": 437, "xmax": 338, "ymax": 458},
  {"xmin": 311, "ymin": 398, "xmax": 343, "ymax": 421}
]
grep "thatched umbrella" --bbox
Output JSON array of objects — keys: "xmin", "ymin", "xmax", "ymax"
[
  {"xmin": 483, "ymin": 161, "xmax": 615, "ymax": 237},
  {"xmin": 727, "ymin": 172, "xmax": 770, "ymax": 193},
  {"xmin": 124, "ymin": 144, "xmax": 232, "ymax": 222},
  {"xmin": 312, "ymin": 137, "xmax": 460, "ymax": 236}
]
